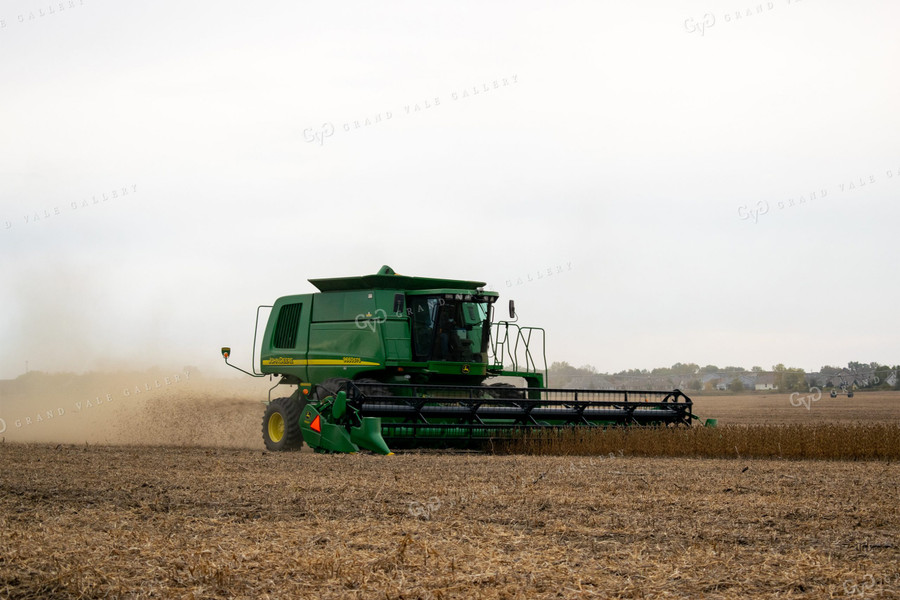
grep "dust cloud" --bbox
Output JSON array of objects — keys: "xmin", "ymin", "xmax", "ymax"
[{"xmin": 0, "ymin": 370, "xmax": 278, "ymax": 449}]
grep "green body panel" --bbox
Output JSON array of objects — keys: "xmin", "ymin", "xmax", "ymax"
[
  {"xmin": 318, "ymin": 422, "xmax": 360, "ymax": 453},
  {"xmin": 299, "ymin": 404, "xmax": 358, "ymax": 453},
  {"xmin": 299, "ymin": 393, "xmax": 392, "ymax": 454},
  {"xmin": 260, "ymin": 294, "xmax": 313, "ymax": 381},
  {"xmin": 311, "ymin": 290, "xmax": 375, "ymax": 322},
  {"xmin": 307, "ymin": 322, "xmax": 385, "ymax": 378},
  {"xmin": 425, "ymin": 361, "xmax": 488, "ymax": 376},
  {"xmin": 351, "ymin": 418, "xmax": 393, "ymax": 455},
  {"xmin": 259, "ymin": 266, "xmax": 506, "ymax": 388}
]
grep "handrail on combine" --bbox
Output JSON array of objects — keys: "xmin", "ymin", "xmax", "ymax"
[{"xmin": 491, "ymin": 321, "xmax": 548, "ymax": 383}]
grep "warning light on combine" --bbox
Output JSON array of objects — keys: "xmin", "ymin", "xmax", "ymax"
[
  {"xmin": 221, "ymin": 347, "xmax": 230, "ymax": 359},
  {"xmin": 310, "ymin": 415, "xmax": 321, "ymax": 433}
]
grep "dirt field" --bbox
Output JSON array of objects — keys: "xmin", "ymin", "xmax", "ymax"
[
  {"xmin": 692, "ymin": 391, "xmax": 900, "ymax": 426},
  {"xmin": 1, "ymin": 444, "xmax": 899, "ymax": 599},
  {"xmin": 1, "ymin": 374, "xmax": 899, "ymax": 598}
]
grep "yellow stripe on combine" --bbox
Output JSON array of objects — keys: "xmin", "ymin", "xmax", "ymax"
[{"xmin": 262, "ymin": 358, "xmax": 380, "ymax": 367}]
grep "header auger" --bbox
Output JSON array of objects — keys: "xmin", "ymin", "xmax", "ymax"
[{"xmin": 223, "ymin": 266, "xmax": 707, "ymax": 454}]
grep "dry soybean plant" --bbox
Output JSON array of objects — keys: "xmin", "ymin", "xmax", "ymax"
[{"xmin": 499, "ymin": 423, "xmax": 900, "ymax": 460}]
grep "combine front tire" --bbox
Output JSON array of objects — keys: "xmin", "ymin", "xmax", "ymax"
[{"xmin": 262, "ymin": 397, "xmax": 304, "ymax": 451}]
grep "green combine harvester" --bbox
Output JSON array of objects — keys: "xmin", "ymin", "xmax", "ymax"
[{"xmin": 222, "ymin": 266, "xmax": 702, "ymax": 454}]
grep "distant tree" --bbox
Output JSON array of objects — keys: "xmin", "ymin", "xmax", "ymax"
[
  {"xmin": 700, "ymin": 364, "xmax": 720, "ymax": 374},
  {"xmin": 773, "ymin": 364, "xmax": 806, "ymax": 392},
  {"xmin": 688, "ymin": 379, "xmax": 702, "ymax": 391},
  {"xmin": 671, "ymin": 363, "xmax": 700, "ymax": 376},
  {"xmin": 751, "ymin": 366, "xmax": 764, "ymax": 373},
  {"xmin": 730, "ymin": 378, "xmax": 745, "ymax": 392},
  {"xmin": 616, "ymin": 368, "xmax": 649, "ymax": 377},
  {"xmin": 548, "ymin": 362, "xmax": 608, "ymax": 388},
  {"xmin": 548, "ymin": 361, "xmax": 579, "ymax": 388},
  {"xmin": 848, "ymin": 361, "xmax": 873, "ymax": 372}
]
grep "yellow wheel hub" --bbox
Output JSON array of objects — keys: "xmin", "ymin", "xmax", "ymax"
[{"xmin": 268, "ymin": 412, "xmax": 285, "ymax": 443}]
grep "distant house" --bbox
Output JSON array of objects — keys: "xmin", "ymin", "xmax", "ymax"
[
  {"xmin": 855, "ymin": 375, "xmax": 874, "ymax": 388},
  {"xmin": 647, "ymin": 377, "xmax": 674, "ymax": 390},
  {"xmin": 755, "ymin": 374, "xmax": 777, "ymax": 390},
  {"xmin": 700, "ymin": 373, "xmax": 752, "ymax": 391},
  {"xmin": 805, "ymin": 373, "xmax": 822, "ymax": 388},
  {"xmin": 696, "ymin": 373, "xmax": 721, "ymax": 391},
  {"xmin": 563, "ymin": 375, "xmax": 616, "ymax": 390},
  {"xmin": 700, "ymin": 373, "xmax": 720, "ymax": 389},
  {"xmin": 738, "ymin": 374, "xmax": 757, "ymax": 389}
]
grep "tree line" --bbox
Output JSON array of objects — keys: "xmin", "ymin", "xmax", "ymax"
[{"xmin": 547, "ymin": 361, "xmax": 899, "ymax": 393}]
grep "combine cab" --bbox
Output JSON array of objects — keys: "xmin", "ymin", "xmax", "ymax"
[{"xmin": 223, "ymin": 266, "xmax": 703, "ymax": 454}]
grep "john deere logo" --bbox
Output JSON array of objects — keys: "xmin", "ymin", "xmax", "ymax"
[
  {"xmin": 304, "ymin": 411, "xmax": 312, "ymax": 423},
  {"xmin": 461, "ymin": 364, "xmax": 470, "ymax": 374}
]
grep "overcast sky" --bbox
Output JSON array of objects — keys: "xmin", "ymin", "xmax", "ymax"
[{"xmin": 1, "ymin": 0, "xmax": 897, "ymax": 380}]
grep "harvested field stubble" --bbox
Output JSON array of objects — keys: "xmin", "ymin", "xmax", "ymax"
[
  {"xmin": 501, "ymin": 423, "xmax": 900, "ymax": 460},
  {"xmin": 691, "ymin": 391, "xmax": 900, "ymax": 425},
  {"xmin": 1, "ymin": 444, "xmax": 899, "ymax": 599}
]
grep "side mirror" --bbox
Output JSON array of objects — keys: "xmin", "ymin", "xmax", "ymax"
[{"xmin": 508, "ymin": 300, "xmax": 516, "ymax": 319}]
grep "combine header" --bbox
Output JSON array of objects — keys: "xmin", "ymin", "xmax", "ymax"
[{"xmin": 223, "ymin": 266, "xmax": 703, "ymax": 454}]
